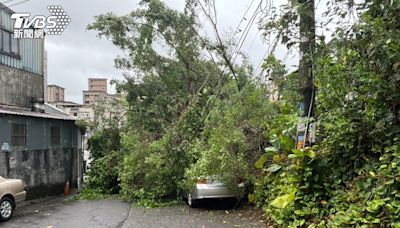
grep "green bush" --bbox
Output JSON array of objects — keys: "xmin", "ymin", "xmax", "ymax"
[
  {"xmin": 119, "ymin": 132, "xmax": 178, "ymax": 202},
  {"xmin": 182, "ymin": 84, "xmax": 274, "ymax": 195},
  {"xmin": 84, "ymin": 150, "xmax": 121, "ymax": 194},
  {"xmin": 87, "ymin": 128, "xmax": 120, "ymax": 160}
]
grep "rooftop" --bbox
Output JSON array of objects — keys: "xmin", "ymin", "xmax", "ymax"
[
  {"xmin": 48, "ymin": 84, "xmax": 65, "ymax": 89},
  {"xmin": 0, "ymin": 2, "xmax": 14, "ymax": 15},
  {"xmin": 0, "ymin": 104, "xmax": 76, "ymax": 121},
  {"xmin": 88, "ymin": 78, "xmax": 108, "ymax": 81}
]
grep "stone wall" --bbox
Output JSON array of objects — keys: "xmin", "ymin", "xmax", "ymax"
[{"xmin": 0, "ymin": 64, "xmax": 44, "ymax": 108}]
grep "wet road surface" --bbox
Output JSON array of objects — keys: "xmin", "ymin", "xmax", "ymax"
[{"xmin": 1, "ymin": 196, "xmax": 267, "ymax": 228}]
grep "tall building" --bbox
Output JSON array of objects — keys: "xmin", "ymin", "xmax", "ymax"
[
  {"xmin": 83, "ymin": 78, "xmax": 109, "ymax": 105},
  {"xmin": 47, "ymin": 84, "xmax": 65, "ymax": 102},
  {"xmin": 88, "ymin": 78, "xmax": 107, "ymax": 93}
]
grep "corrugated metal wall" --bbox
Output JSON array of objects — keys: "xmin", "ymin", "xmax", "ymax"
[
  {"xmin": 0, "ymin": 114, "xmax": 79, "ymax": 150},
  {"xmin": 0, "ymin": 6, "xmax": 44, "ymax": 75}
]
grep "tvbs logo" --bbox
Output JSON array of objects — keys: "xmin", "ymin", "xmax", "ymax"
[
  {"xmin": 12, "ymin": 13, "xmax": 57, "ymax": 29},
  {"xmin": 11, "ymin": 5, "xmax": 70, "ymax": 38}
]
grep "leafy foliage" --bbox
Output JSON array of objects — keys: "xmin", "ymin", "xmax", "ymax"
[
  {"xmin": 83, "ymin": 0, "xmax": 400, "ymax": 227},
  {"xmin": 183, "ymin": 82, "xmax": 275, "ymax": 194},
  {"xmin": 253, "ymin": 0, "xmax": 400, "ymax": 226},
  {"xmin": 81, "ymin": 93, "xmax": 125, "ymax": 195},
  {"xmin": 86, "ymin": 0, "xmax": 257, "ymax": 205},
  {"xmin": 87, "ymin": 128, "xmax": 121, "ymax": 161},
  {"xmin": 83, "ymin": 150, "xmax": 121, "ymax": 194}
]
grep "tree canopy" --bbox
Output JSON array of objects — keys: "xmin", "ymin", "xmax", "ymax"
[{"xmin": 83, "ymin": 0, "xmax": 400, "ymax": 225}]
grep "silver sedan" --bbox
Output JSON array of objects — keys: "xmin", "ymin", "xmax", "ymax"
[{"xmin": 186, "ymin": 179, "xmax": 245, "ymax": 207}]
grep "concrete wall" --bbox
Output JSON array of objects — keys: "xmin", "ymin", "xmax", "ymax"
[
  {"xmin": 0, "ymin": 114, "xmax": 82, "ymax": 199},
  {"xmin": 0, "ymin": 64, "xmax": 44, "ymax": 108}
]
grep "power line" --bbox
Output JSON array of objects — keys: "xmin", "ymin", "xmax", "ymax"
[
  {"xmin": 255, "ymin": 28, "xmax": 282, "ymax": 74},
  {"xmin": 254, "ymin": 0, "xmax": 277, "ymax": 75},
  {"xmin": 203, "ymin": 0, "xmax": 264, "ymax": 120},
  {"xmin": 142, "ymin": 0, "xmax": 265, "ymax": 127},
  {"xmin": 160, "ymin": 0, "xmax": 264, "ymax": 128},
  {"xmin": 238, "ymin": 0, "xmax": 273, "ymax": 76},
  {"xmin": 218, "ymin": 0, "xmax": 262, "ymax": 85},
  {"xmin": 223, "ymin": 0, "xmax": 263, "ymax": 72},
  {"xmin": 231, "ymin": 0, "xmax": 261, "ymax": 64},
  {"xmin": 196, "ymin": 0, "xmax": 262, "ymax": 92},
  {"xmin": 230, "ymin": 0, "xmax": 256, "ymax": 42}
]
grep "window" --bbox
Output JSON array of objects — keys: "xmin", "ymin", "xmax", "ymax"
[
  {"xmin": 11, "ymin": 124, "xmax": 26, "ymax": 146},
  {"xmin": 2, "ymin": 30, "xmax": 10, "ymax": 53},
  {"xmin": 1, "ymin": 29, "xmax": 19, "ymax": 56},
  {"xmin": 11, "ymin": 37, "xmax": 18, "ymax": 55},
  {"xmin": 50, "ymin": 126, "xmax": 61, "ymax": 145}
]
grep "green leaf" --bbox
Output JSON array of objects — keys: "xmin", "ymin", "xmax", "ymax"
[
  {"xmin": 366, "ymin": 199, "xmax": 385, "ymax": 213},
  {"xmin": 270, "ymin": 191, "xmax": 296, "ymax": 208},
  {"xmin": 266, "ymin": 164, "xmax": 282, "ymax": 173},
  {"xmin": 248, "ymin": 193, "xmax": 255, "ymax": 203},
  {"xmin": 384, "ymin": 179, "xmax": 395, "ymax": 185},
  {"xmin": 305, "ymin": 149, "xmax": 316, "ymax": 159},
  {"xmin": 255, "ymin": 154, "xmax": 268, "ymax": 169},
  {"xmin": 289, "ymin": 149, "xmax": 306, "ymax": 159},
  {"xmin": 265, "ymin": 146, "xmax": 278, "ymax": 154},
  {"xmin": 288, "ymin": 154, "xmax": 297, "ymax": 159}
]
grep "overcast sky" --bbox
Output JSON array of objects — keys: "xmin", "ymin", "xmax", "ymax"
[{"xmin": 10, "ymin": 0, "xmax": 299, "ymax": 103}]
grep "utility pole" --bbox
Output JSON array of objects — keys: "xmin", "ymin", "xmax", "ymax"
[
  {"xmin": 299, "ymin": 0, "xmax": 315, "ymax": 116},
  {"xmin": 297, "ymin": 0, "xmax": 315, "ymax": 148}
]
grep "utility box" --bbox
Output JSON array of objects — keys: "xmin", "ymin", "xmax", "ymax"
[{"xmin": 1, "ymin": 142, "xmax": 10, "ymax": 152}]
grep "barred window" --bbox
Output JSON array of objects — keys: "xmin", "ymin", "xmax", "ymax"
[
  {"xmin": 11, "ymin": 124, "xmax": 26, "ymax": 146},
  {"xmin": 50, "ymin": 126, "xmax": 61, "ymax": 146}
]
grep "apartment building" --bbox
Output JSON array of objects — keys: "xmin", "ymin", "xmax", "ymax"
[
  {"xmin": 83, "ymin": 78, "xmax": 110, "ymax": 105},
  {"xmin": 47, "ymin": 84, "xmax": 65, "ymax": 102},
  {"xmin": 88, "ymin": 78, "xmax": 107, "ymax": 93}
]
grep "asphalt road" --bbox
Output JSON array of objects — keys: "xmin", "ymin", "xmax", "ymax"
[
  {"xmin": 1, "ymin": 196, "xmax": 130, "ymax": 228},
  {"xmin": 0, "ymin": 196, "xmax": 267, "ymax": 228},
  {"xmin": 122, "ymin": 200, "xmax": 267, "ymax": 228}
]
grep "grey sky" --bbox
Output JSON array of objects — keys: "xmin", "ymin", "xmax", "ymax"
[{"xmin": 10, "ymin": 0, "xmax": 297, "ymax": 103}]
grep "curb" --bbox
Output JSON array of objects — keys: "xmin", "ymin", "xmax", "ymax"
[{"xmin": 18, "ymin": 189, "xmax": 79, "ymax": 208}]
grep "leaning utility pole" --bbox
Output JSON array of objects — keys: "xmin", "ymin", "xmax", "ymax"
[{"xmin": 297, "ymin": 0, "xmax": 316, "ymax": 148}]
